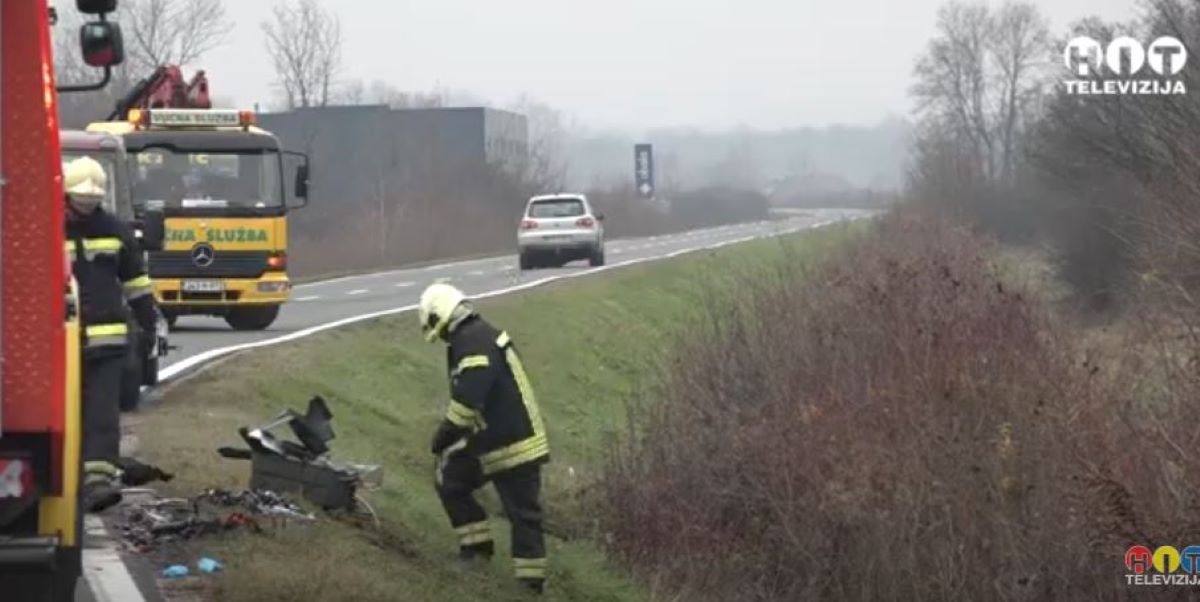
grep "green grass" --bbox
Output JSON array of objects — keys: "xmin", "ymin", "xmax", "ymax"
[{"xmin": 137, "ymin": 223, "xmax": 859, "ymax": 602}]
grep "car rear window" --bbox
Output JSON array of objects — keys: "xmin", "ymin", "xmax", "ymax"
[{"xmin": 528, "ymin": 199, "xmax": 585, "ymax": 218}]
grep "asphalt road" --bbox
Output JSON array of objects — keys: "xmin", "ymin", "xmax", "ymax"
[
  {"xmin": 156, "ymin": 208, "xmax": 871, "ymax": 381},
  {"xmin": 76, "ymin": 207, "xmax": 873, "ymax": 602}
]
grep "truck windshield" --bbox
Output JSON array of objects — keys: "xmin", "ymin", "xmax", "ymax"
[
  {"xmin": 128, "ymin": 148, "xmax": 283, "ymax": 214},
  {"xmin": 61, "ymin": 150, "xmax": 119, "ymax": 215}
]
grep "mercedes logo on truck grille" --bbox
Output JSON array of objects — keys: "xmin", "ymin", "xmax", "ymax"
[{"xmin": 191, "ymin": 243, "xmax": 215, "ymax": 267}]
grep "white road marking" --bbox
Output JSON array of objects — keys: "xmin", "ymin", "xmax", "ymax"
[
  {"xmin": 347, "ymin": 289, "xmax": 368, "ymax": 296},
  {"xmin": 394, "ymin": 281, "xmax": 414, "ymax": 288},
  {"xmin": 468, "ymin": 270, "xmax": 486, "ymax": 276},
  {"xmin": 296, "ymin": 295, "xmax": 321, "ymax": 302},
  {"xmin": 83, "ymin": 515, "xmax": 145, "ymax": 602}
]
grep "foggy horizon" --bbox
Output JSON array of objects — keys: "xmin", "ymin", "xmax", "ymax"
[{"xmin": 203, "ymin": 0, "xmax": 1136, "ymax": 133}]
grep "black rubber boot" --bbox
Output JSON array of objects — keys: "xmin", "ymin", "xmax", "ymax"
[
  {"xmin": 519, "ymin": 577, "xmax": 545, "ymax": 595},
  {"xmin": 457, "ymin": 541, "xmax": 494, "ymax": 566}
]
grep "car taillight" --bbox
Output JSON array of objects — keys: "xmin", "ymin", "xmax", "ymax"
[
  {"xmin": 0, "ymin": 459, "xmax": 35, "ymax": 500},
  {"xmin": 267, "ymin": 252, "xmax": 287, "ymax": 270},
  {"xmin": 520, "ymin": 220, "xmax": 538, "ymax": 230},
  {"xmin": 575, "ymin": 217, "xmax": 595, "ymax": 228}
]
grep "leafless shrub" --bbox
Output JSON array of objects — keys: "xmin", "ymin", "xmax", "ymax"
[{"xmin": 598, "ymin": 207, "xmax": 1200, "ymax": 601}]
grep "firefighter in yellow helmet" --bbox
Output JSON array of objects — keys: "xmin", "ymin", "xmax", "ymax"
[
  {"xmin": 63, "ymin": 156, "xmax": 158, "ymax": 512},
  {"xmin": 419, "ymin": 282, "xmax": 550, "ymax": 594}
]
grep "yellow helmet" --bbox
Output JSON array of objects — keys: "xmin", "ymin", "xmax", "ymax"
[
  {"xmin": 418, "ymin": 282, "xmax": 469, "ymax": 342},
  {"xmin": 63, "ymin": 155, "xmax": 107, "ymax": 198}
]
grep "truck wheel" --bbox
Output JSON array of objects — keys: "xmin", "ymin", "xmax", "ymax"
[
  {"xmin": 59, "ymin": 576, "xmax": 80, "ymax": 602},
  {"xmin": 225, "ymin": 305, "xmax": 280, "ymax": 331},
  {"xmin": 56, "ymin": 545, "xmax": 82, "ymax": 602},
  {"xmin": 120, "ymin": 349, "xmax": 142, "ymax": 412},
  {"xmin": 589, "ymin": 244, "xmax": 606, "ymax": 267}
]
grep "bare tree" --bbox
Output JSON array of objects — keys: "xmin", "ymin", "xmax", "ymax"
[
  {"xmin": 262, "ymin": 0, "xmax": 343, "ymax": 109},
  {"xmin": 912, "ymin": 3, "xmax": 996, "ymax": 183},
  {"xmin": 507, "ymin": 96, "xmax": 570, "ymax": 191},
  {"xmin": 989, "ymin": 2, "xmax": 1051, "ymax": 183},
  {"xmin": 911, "ymin": 1, "xmax": 1051, "ymax": 187},
  {"xmin": 122, "ymin": 0, "xmax": 232, "ymax": 72}
]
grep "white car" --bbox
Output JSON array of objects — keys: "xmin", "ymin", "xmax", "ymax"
[{"xmin": 517, "ymin": 194, "xmax": 606, "ymax": 270}]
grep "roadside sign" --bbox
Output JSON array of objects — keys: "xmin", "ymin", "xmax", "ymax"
[{"xmin": 634, "ymin": 143, "xmax": 654, "ymax": 199}]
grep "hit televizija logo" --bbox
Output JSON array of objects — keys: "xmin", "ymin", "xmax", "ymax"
[
  {"xmin": 1126, "ymin": 545, "xmax": 1200, "ymax": 586},
  {"xmin": 1063, "ymin": 36, "xmax": 1188, "ymax": 95}
]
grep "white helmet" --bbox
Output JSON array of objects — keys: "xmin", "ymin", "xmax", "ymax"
[
  {"xmin": 418, "ymin": 282, "xmax": 471, "ymax": 342},
  {"xmin": 63, "ymin": 156, "xmax": 107, "ymax": 214},
  {"xmin": 64, "ymin": 155, "xmax": 107, "ymax": 198}
]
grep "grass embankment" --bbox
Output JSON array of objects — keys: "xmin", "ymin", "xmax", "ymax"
[{"xmin": 135, "ymin": 222, "xmax": 859, "ymax": 602}]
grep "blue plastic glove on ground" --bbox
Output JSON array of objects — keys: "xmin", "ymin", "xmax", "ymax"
[
  {"xmin": 162, "ymin": 565, "xmax": 189, "ymax": 578},
  {"xmin": 197, "ymin": 557, "xmax": 223, "ymax": 573}
]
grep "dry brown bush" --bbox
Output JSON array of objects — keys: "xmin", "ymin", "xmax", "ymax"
[{"xmin": 598, "ymin": 206, "xmax": 1200, "ymax": 601}]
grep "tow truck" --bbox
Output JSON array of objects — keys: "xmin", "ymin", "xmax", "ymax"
[
  {"xmin": 0, "ymin": 1, "xmax": 165, "ymax": 598},
  {"xmin": 86, "ymin": 68, "xmax": 311, "ymax": 331}
]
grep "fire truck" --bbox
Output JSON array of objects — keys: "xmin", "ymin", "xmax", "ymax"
[
  {"xmin": 86, "ymin": 68, "xmax": 311, "ymax": 331},
  {"xmin": 0, "ymin": 1, "xmax": 159, "ymax": 598}
]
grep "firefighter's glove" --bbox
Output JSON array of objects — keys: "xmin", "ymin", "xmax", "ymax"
[{"xmin": 431, "ymin": 420, "xmax": 467, "ymax": 455}]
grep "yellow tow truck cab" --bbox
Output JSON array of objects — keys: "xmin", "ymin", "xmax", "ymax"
[{"xmin": 86, "ymin": 108, "xmax": 310, "ymax": 331}]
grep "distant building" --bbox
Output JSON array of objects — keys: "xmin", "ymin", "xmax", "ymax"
[{"xmin": 259, "ymin": 105, "xmax": 529, "ymax": 205}]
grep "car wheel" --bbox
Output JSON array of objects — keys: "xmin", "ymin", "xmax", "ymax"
[
  {"xmin": 519, "ymin": 251, "xmax": 533, "ymax": 271},
  {"xmin": 589, "ymin": 244, "xmax": 606, "ymax": 267}
]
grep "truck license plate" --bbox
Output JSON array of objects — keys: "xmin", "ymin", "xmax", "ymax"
[{"xmin": 182, "ymin": 279, "xmax": 224, "ymax": 293}]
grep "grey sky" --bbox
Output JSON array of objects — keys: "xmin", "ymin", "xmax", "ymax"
[{"xmin": 209, "ymin": 0, "xmax": 1138, "ymax": 131}]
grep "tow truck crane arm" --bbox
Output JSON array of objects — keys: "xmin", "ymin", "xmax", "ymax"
[{"xmin": 106, "ymin": 64, "xmax": 211, "ymax": 120}]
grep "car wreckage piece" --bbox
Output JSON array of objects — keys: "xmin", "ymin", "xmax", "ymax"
[{"xmin": 217, "ymin": 396, "xmax": 382, "ymax": 512}]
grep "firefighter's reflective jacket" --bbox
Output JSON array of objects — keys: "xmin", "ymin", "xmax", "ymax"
[
  {"xmin": 442, "ymin": 315, "xmax": 550, "ymax": 476},
  {"xmin": 65, "ymin": 207, "xmax": 156, "ymax": 350}
]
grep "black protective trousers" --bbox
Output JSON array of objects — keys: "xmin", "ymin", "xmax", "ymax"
[
  {"xmin": 81, "ymin": 349, "xmax": 125, "ymax": 465},
  {"xmin": 436, "ymin": 455, "xmax": 547, "ymax": 585}
]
